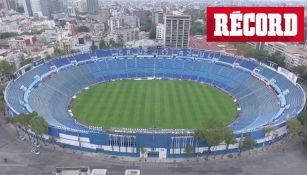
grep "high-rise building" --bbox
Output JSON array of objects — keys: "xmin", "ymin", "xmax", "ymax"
[
  {"xmin": 30, "ymin": 0, "xmax": 42, "ymax": 17},
  {"xmin": 49, "ymin": 0, "xmax": 64, "ymax": 14},
  {"xmin": 1, "ymin": 0, "xmax": 15, "ymax": 14},
  {"xmin": 156, "ymin": 24, "xmax": 164, "ymax": 41},
  {"xmin": 40, "ymin": 0, "xmax": 50, "ymax": 17},
  {"xmin": 133, "ymin": 10, "xmax": 151, "ymax": 25},
  {"xmin": 66, "ymin": 6, "xmax": 76, "ymax": 17},
  {"xmin": 23, "ymin": 0, "xmax": 33, "ymax": 16},
  {"xmin": 164, "ymin": 13, "xmax": 191, "ymax": 48},
  {"xmin": 40, "ymin": 0, "xmax": 64, "ymax": 17},
  {"xmin": 100, "ymin": 7, "xmax": 110, "ymax": 23},
  {"xmin": 153, "ymin": 10, "xmax": 164, "ymax": 25},
  {"xmin": 76, "ymin": 0, "xmax": 87, "ymax": 13},
  {"xmin": 86, "ymin": 0, "xmax": 98, "ymax": 15}
]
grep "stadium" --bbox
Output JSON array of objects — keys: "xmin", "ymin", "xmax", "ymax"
[{"xmin": 4, "ymin": 48, "xmax": 306, "ymax": 158}]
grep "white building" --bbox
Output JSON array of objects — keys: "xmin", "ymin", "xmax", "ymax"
[
  {"xmin": 264, "ymin": 42, "xmax": 287, "ymax": 54},
  {"xmin": 8, "ymin": 39, "xmax": 27, "ymax": 51},
  {"xmin": 164, "ymin": 12, "xmax": 191, "ymax": 48},
  {"xmin": 156, "ymin": 23, "xmax": 164, "ymax": 41},
  {"xmin": 30, "ymin": 0, "xmax": 42, "ymax": 17},
  {"xmin": 66, "ymin": 6, "xmax": 76, "ymax": 17}
]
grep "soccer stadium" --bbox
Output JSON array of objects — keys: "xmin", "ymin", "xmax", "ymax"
[{"xmin": 4, "ymin": 48, "xmax": 306, "ymax": 158}]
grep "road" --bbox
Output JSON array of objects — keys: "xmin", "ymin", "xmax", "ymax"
[{"xmin": 0, "ymin": 114, "xmax": 307, "ymax": 175}]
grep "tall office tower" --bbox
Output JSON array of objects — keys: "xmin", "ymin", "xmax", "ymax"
[
  {"xmin": 1, "ymin": 0, "xmax": 15, "ymax": 14},
  {"xmin": 164, "ymin": 12, "xmax": 191, "ymax": 48},
  {"xmin": 38, "ymin": 0, "xmax": 64, "ymax": 17},
  {"xmin": 153, "ymin": 9, "xmax": 164, "ymax": 25},
  {"xmin": 100, "ymin": 7, "xmax": 110, "ymax": 23},
  {"xmin": 39, "ymin": 0, "xmax": 49, "ymax": 17},
  {"xmin": 23, "ymin": 0, "xmax": 33, "ymax": 16},
  {"xmin": 86, "ymin": 0, "xmax": 98, "ymax": 15},
  {"xmin": 49, "ymin": 0, "xmax": 64, "ymax": 14},
  {"xmin": 30, "ymin": 0, "xmax": 42, "ymax": 16}
]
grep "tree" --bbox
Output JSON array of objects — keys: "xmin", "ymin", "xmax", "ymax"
[
  {"xmin": 149, "ymin": 25, "xmax": 156, "ymax": 39},
  {"xmin": 203, "ymin": 128, "xmax": 224, "ymax": 159},
  {"xmin": 20, "ymin": 58, "xmax": 33, "ymax": 67},
  {"xmin": 0, "ymin": 60, "xmax": 15, "ymax": 79},
  {"xmin": 140, "ymin": 18, "xmax": 153, "ymax": 32},
  {"xmin": 45, "ymin": 54, "xmax": 52, "ymax": 60},
  {"xmin": 16, "ymin": 113, "xmax": 33, "ymax": 140},
  {"xmin": 77, "ymin": 26, "xmax": 90, "ymax": 33},
  {"xmin": 191, "ymin": 21, "xmax": 205, "ymax": 35},
  {"xmin": 5, "ymin": 116, "xmax": 19, "ymax": 135},
  {"xmin": 109, "ymin": 39, "xmax": 124, "ymax": 48},
  {"xmin": 242, "ymin": 135, "xmax": 256, "ymax": 154},
  {"xmin": 202, "ymin": 118, "xmax": 225, "ymax": 159},
  {"xmin": 268, "ymin": 51, "xmax": 286, "ymax": 67},
  {"xmin": 140, "ymin": 147, "xmax": 146, "ymax": 158},
  {"xmin": 90, "ymin": 41, "xmax": 98, "ymax": 51},
  {"xmin": 184, "ymin": 144, "xmax": 193, "ymax": 156},
  {"xmin": 286, "ymin": 119, "xmax": 302, "ymax": 139},
  {"xmin": 53, "ymin": 47, "xmax": 66, "ymax": 57},
  {"xmin": 223, "ymin": 128, "xmax": 237, "ymax": 153},
  {"xmin": 47, "ymin": 137, "xmax": 56, "ymax": 144},
  {"xmin": 298, "ymin": 112, "xmax": 307, "ymax": 126},
  {"xmin": 29, "ymin": 115, "xmax": 48, "ymax": 143},
  {"xmin": 193, "ymin": 129, "xmax": 203, "ymax": 153},
  {"xmin": 0, "ymin": 32, "xmax": 17, "ymax": 39},
  {"xmin": 99, "ymin": 40, "xmax": 109, "ymax": 49},
  {"xmin": 47, "ymin": 137, "xmax": 56, "ymax": 149},
  {"xmin": 0, "ymin": 100, "xmax": 5, "ymax": 115}
]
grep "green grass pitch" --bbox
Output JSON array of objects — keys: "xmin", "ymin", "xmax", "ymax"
[{"xmin": 71, "ymin": 80, "xmax": 237, "ymax": 130}]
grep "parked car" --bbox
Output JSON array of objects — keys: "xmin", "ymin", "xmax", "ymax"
[
  {"xmin": 32, "ymin": 141, "xmax": 41, "ymax": 148},
  {"xmin": 31, "ymin": 148, "xmax": 40, "ymax": 155},
  {"xmin": 16, "ymin": 135, "xmax": 26, "ymax": 141}
]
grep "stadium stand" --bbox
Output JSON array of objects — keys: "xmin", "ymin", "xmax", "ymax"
[{"xmin": 4, "ymin": 48, "xmax": 305, "ymax": 158}]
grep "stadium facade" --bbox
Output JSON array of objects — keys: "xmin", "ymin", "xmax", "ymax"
[{"xmin": 4, "ymin": 48, "xmax": 306, "ymax": 158}]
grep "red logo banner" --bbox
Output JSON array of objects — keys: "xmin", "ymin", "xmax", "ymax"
[{"xmin": 206, "ymin": 7, "xmax": 304, "ymax": 42}]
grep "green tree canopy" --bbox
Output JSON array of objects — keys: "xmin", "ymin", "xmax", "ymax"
[
  {"xmin": 149, "ymin": 25, "xmax": 156, "ymax": 39},
  {"xmin": 109, "ymin": 39, "xmax": 124, "ymax": 48},
  {"xmin": 286, "ymin": 119, "xmax": 302, "ymax": 138},
  {"xmin": 292, "ymin": 65, "xmax": 307, "ymax": 80},
  {"xmin": 29, "ymin": 115, "xmax": 49, "ymax": 136},
  {"xmin": 0, "ymin": 32, "xmax": 17, "ymax": 39},
  {"xmin": 16, "ymin": 113, "xmax": 31, "ymax": 128},
  {"xmin": 0, "ymin": 100, "xmax": 5, "ymax": 114},
  {"xmin": 53, "ymin": 47, "xmax": 66, "ymax": 57},
  {"xmin": 298, "ymin": 112, "xmax": 307, "ymax": 126},
  {"xmin": 90, "ymin": 41, "xmax": 98, "ymax": 50},
  {"xmin": 99, "ymin": 40, "xmax": 109, "ymax": 49},
  {"xmin": 78, "ymin": 26, "xmax": 90, "ymax": 33},
  {"xmin": 140, "ymin": 18, "xmax": 152, "ymax": 32},
  {"xmin": 202, "ymin": 118, "xmax": 225, "ymax": 158},
  {"xmin": 191, "ymin": 21, "xmax": 205, "ymax": 35},
  {"xmin": 20, "ymin": 58, "xmax": 33, "ymax": 67},
  {"xmin": 223, "ymin": 128, "xmax": 237, "ymax": 149},
  {"xmin": 268, "ymin": 51, "xmax": 286, "ymax": 67},
  {"xmin": 242, "ymin": 135, "xmax": 256, "ymax": 151},
  {"xmin": 0, "ymin": 60, "xmax": 15, "ymax": 78}
]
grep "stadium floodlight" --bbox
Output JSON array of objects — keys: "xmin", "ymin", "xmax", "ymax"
[
  {"xmin": 20, "ymin": 85, "xmax": 27, "ymax": 91},
  {"xmin": 71, "ymin": 60, "xmax": 78, "ymax": 66},
  {"xmin": 283, "ymin": 89, "xmax": 290, "ymax": 95},
  {"xmin": 34, "ymin": 75, "xmax": 41, "ymax": 80},
  {"xmin": 212, "ymin": 58, "xmax": 219, "ymax": 63},
  {"xmin": 19, "ymin": 100, "xmax": 25, "ymax": 106},
  {"xmin": 50, "ymin": 65, "xmax": 57, "ymax": 70},
  {"xmin": 285, "ymin": 104, "xmax": 291, "ymax": 109}
]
